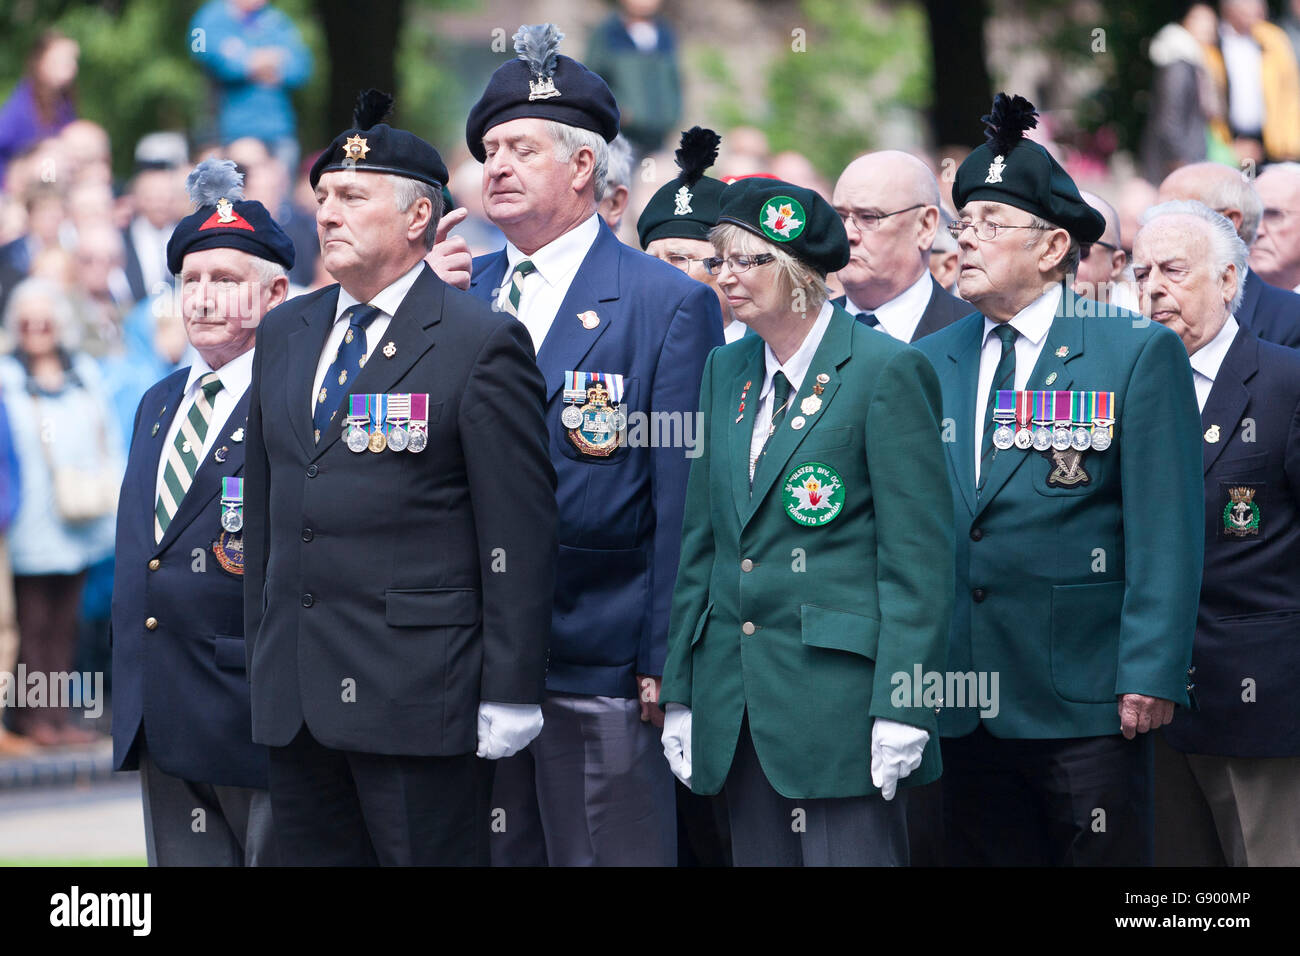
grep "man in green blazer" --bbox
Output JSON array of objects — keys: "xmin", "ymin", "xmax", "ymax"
[
  {"xmin": 659, "ymin": 178, "xmax": 955, "ymax": 865},
  {"xmin": 911, "ymin": 94, "xmax": 1204, "ymax": 865}
]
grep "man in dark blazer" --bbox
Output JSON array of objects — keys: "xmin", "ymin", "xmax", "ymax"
[
  {"xmin": 1133, "ymin": 201, "xmax": 1300, "ymax": 867},
  {"xmin": 464, "ymin": 25, "xmax": 723, "ymax": 865},
  {"xmin": 242, "ymin": 95, "xmax": 558, "ymax": 866},
  {"xmin": 1159, "ymin": 161, "xmax": 1300, "ymax": 349},
  {"xmin": 829, "ymin": 150, "xmax": 971, "ymax": 342},
  {"xmin": 112, "ymin": 159, "xmax": 294, "ymax": 865}
]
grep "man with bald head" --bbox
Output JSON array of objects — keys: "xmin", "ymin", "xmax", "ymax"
[
  {"xmin": 1159, "ymin": 161, "xmax": 1300, "ymax": 347},
  {"xmin": 1073, "ymin": 191, "xmax": 1138, "ymax": 312},
  {"xmin": 830, "ymin": 150, "xmax": 970, "ymax": 342},
  {"xmin": 1251, "ymin": 162, "xmax": 1300, "ymax": 292},
  {"xmin": 1132, "ymin": 200, "xmax": 1300, "ymax": 866}
]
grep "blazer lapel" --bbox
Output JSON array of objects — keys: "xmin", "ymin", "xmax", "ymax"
[
  {"xmin": 944, "ymin": 317, "xmax": 983, "ymax": 517},
  {"xmin": 157, "ymin": 388, "xmax": 251, "ymax": 551},
  {"xmin": 286, "ymin": 288, "xmax": 340, "ymax": 459},
  {"xmin": 128, "ymin": 377, "xmax": 186, "ymax": 555},
  {"xmin": 1201, "ymin": 330, "xmax": 1257, "ymax": 473},
  {"xmin": 745, "ymin": 308, "xmax": 853, "ymax": 524},
  {"xmin": 910, "ymin": 277, "xmax": 949, "ymax": 341},
  {"xmin": 727, "ymin": 341, "xmax": 766, "ymax": 522},
  {"xmin": 534, "ymin": 224, "xmax": 621, "ymax": 403}
]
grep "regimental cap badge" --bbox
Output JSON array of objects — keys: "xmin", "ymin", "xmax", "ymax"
[
  {"xmin": 215, "ymin": 197, "xmax": 236, "ymax": 223},
  {"xmin": 515, "ymin": 23, "xmax": 564, "ymax": 101},
  {"xmin": 674, "ymin": 186, "xmax": 693, "ymax": 216},
  {"xmin": 343, "ymin": 134, "xmax": 370, "ymax": 161},
  {"xmin": 985, "ymin": 154, "xmax": 1006, "ymax": 184},
  {"xmin": 188, "ymin": 159, "xmax": 256, "ymax": 232},
  {"xmin": 759, "ymin": 196, "xmax": 806, "ymax": 242}
]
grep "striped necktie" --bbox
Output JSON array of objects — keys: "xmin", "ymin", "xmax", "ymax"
[
  {"xmin": 751, "ymin": 371, "xmax": 793, "ymax": 487},
  {"xmin": 502, "ymin": 259, "xmax": 536, "ymax": 317},
  {"xmin": 155, "ymin": 371, "xmax": 223, "ymax": 542},
  {"xmin": 977, "ymin": 323, "xmax": 1018, "ymax": 493},
  {"xmin": 313, "ymin": 304, "xmax": 382, "ymax": 444}
]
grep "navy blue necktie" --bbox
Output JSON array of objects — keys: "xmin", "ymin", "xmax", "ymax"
[
  {"xmin": 859, "ymin": 311, "xmax": 880, "ymax": 328},
  {"xmin": 313, "ymin": 304, "xmax": 382, "ymax": 444}
]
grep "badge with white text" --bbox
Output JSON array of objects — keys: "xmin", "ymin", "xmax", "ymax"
[{"xmin": 781, "ymin": 462, "xmax": 845, "ymax": 527}]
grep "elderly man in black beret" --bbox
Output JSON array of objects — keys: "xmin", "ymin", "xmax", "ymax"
[
  {"xmin": 112, "ymin": 159, "xmax": 294, "ymax": 865},
  {"xmin": 911, "ymin": 94, "xmax": 1204, "ymax": 866},
  {"xmin": 465, "ymin": 24, "xmax": 723, "ymax": 866},
  {"xmin": 242, "ymin": 92, "xmax": 558, "ymax": 865}
]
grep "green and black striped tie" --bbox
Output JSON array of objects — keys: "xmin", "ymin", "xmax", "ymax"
[
  {"xmin": 155, "ymin": 372, "xmax": 223, "ymax": 542},
  {"xmin": 977, "ymin": 324, "xmax": 1018, "ymax": 493}
]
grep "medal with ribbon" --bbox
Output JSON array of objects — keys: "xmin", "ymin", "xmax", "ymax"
[
  {"xmin": 568, "ymin": 370, "xmax": 627, "ymax": 457},
  {"xmin": 220, "ymin": 476, "xmax": 243, "ymax": 533},
  {"xmin": 408, "ymin": 393, "xmax": 429, "ymax": 453},
  {"xmin": 1091, "ymin": 391, "xmax": 1114, "ymax": 451},
  {"xmin": 561, "ymin": 370, "xmax": 588, "ymax": 430},
  {"xmin": 387, "ymin": 393, "xmax": 411, "ymax": 452},
  {"xmin": 1052, "ymin": 390, "xmax": 1073, "ymax": 451},
  {"xmin": 1071, "ymin": 391, "xmax": 1092, "ymax": 451},
  {"xmin": 366, "ymin": 393, "xmax": 388, "ymax": 452},
  {"xmin": 346, "ymin": 394, "xmax": 369, "ymax": 453},
  {"xmin": 1013, "ymin": 390, "xmax": 1033, "ymax": 449},
  {"xmin": 992, "ymin": 389, "xmax": 1016, "ymax": 450},
  {"xmin": 1032, "ymin": 390, "xmax": 1053, "ymax": 451}
]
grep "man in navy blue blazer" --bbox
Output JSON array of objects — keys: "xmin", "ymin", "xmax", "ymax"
[
  {"xmin": 1134, "ymin": 201, "xmax": 1300, "ymax": 866},
  {"xmin": 465, "ymin": 25, "xmax": 724, "ymax": 865},
  {"xmin": 1159, "ymin": 162, "xmax": 1300, "ymax": 349},
  {"xmin": 111, "ymin": 160, "xmax": 294, "ymax": 865}
]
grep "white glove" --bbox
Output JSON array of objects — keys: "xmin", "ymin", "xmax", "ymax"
[
  {"xmin": 476, "ymin": 702, "xmax": 543, "ymax": 759},
  {"xmin": 661, "ymin": 703, "xmax": 693, "ymax": 787},
  {"xmin": 870, "ymin": 718, "xmax": 929, "ymax": 801}
]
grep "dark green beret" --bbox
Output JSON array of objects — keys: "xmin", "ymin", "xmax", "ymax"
[
  {"xmin": 715, "ymin": 177, "xmax": 850, "ymax": 276},
  {"xmin": 311, "ymin": 90, "xmax": 448, "ymax": 191},
  {"xmin": 637, "ymin": 127, "xmax": 726, "ymax": 249},
  {"xmin": 953, "ymin": 93, "xmax": 1104, "ymax": 243}
]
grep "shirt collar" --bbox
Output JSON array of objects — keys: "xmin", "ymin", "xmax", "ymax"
[
  {"xmin": 982, "ymin": 283, "xmax": 1060, "ymax": 348},
  {"xmin": 183, "ymin": 345, "xmax": 254, "ymax": 399},
  {"xmin": 848, "ymin": 269, "xmax": 933, "ymax": 339},
  {"xmin": 335, "ymin": 260, "xmax": 426, "ymax": 322},
  {"xmin": 504, "ymin": 213, "xmax": 601, "ymax": 287},
  {"xmin": 1189, "ymin": 315, "xmax": 1239, "ymax": 384},
  {"xmin": 762, "ymin": 299, "xmax": 835, "ymax": 399}
]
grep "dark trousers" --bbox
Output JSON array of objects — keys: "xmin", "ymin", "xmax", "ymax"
[
  {"xmin": 267, "ymin": 724, "xmax": 494, "ymax": 866},
  {"xmin": 10, "ymin": 572, "xmax": 86, "ymax": 735},
  {"xmin": 941, "ymin": 723, "xmax": 1154, "ymax": 866}
]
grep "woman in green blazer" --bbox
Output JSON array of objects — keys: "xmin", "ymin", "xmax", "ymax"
[{"xmin": 658, "ymin": 178, "xmax": 956, "ymax": 865}]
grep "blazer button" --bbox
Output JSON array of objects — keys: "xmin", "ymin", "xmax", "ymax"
[
  {"xmin": 740, "ymin": 558, "xmax": 754, "ymax": 572},
  {"xmin": 970, "ymin": 528, "xmax": 984, "ymax": 542},
  {"xmin": 972, "ymin": 587, "xmax": 987, "ymax": 603},
  {"xmin": 145, "ymin": 617, "xmax": 158, "ymax": 631},
  {"xmin": 307, "ymin": 464, "xmax": 318, "ymax": 477},
  {"xmin": 742, "ymin": 621, "xmax": 756, "ymax": 636},
  {"xmin": 302, "ymin": 528, "xmax": 314, "ymax": 542},
  {"xmin": 148, "ymin": 559, "xmax": 160, "ymax": 571},
  {"xmin": 302, "ymin": 594, "xmax": 314, "ymax": 608}
]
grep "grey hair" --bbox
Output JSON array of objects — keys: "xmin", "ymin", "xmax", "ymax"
[
  {"xmin": 931, "ymin": 208, "xmax": 958, "ymax": 254},
  {"xmin": 708, "ymin": 222, "xmax": 829, "ymax": 316},
  {"xmin": 391, "ymin": 175, "xmax": 446, "ymax": 252},
  {"xmin": 604, "ymin": 133, "xmax": 633, "ymax": 193},
  {"xmin": 3, "ymin": 277, "xmax": 80, "ymax": 350},
  {"xmin": 544, "ymin": 121, "xmax": 610, "ymax": 203},
  {"xmin": 249, "ymin": 256, "xmax": 288, "ymax": 287},
  {"xmin": 1140, "ymin": 199, "xmax": 1248, "ymax": 313},
  {"xmin": 1200, "ymin": 170, "xmax": 1263, "ymax": 245},
  {"xmin": 1027, "ymin": 215, "xmax": 1080, "ymax": 275}
]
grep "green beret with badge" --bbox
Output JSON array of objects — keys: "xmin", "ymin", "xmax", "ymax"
[
  {"xmin": 637, "ymin": 127, "xmax": 726, "ymax": 248},
  {"xmin": 715, "ymin": 177, "xmax": 851, "ymax": 276}
]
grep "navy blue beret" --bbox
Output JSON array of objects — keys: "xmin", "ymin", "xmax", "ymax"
[{"xmin": 311, "ymin": 90, "xmax": 449, "ymax": 191}]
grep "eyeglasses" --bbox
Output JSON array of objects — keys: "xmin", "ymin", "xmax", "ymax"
[
  {"xmin": 837, "ymin": 204, "xmax": 926, "ymax": 232},
  {"xmin": 1079, "ymin": 239, "xmax": 1124, "ymax": 261},
  {"xmin": 948, "ymin": 219, "xmax": 1049, "ymax": 241},
  {"xmin": 705, "ymin": 253, "xmax": 776, "ymax": 276},
  {"xmin": 663, "ymin": 253, "xmax": 711, "ymax": 272}
]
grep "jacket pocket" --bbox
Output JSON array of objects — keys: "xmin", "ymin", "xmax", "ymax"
[
  {"xmin": 800, "ymin": 604, "xmax": 880, "ymax": 659},
  {"xmin": 796, "ymin": 425, "xmax": 853, "ymax": 454},
  {"xmin": 1050, "ymin": 580, "xmax": 1123, "ymax": 702},
  {"xmin": 385, "ymin": 587, "xmax": 482, "ymax": 627},
  {"xmin": 213, "ymin": 635, "xmax": 247, "ymax": 671},
  {"xmin": 690, "ymin": 600, "xmax": 714, "ymax": 647}
]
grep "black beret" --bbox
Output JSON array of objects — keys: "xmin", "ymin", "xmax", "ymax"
[
  {"xmin": 310, "ymin": 90, "xmax": 448, "ymax": 191},
  {"xmin": 465, "ymin": 24, "xmax": 619, "ymax": 163},
  {"xmin": 953, "ymin": 93, "xmax": 1104, "ymax": 243},
  {"xmin": 166, "ymin": 159, "xmax": 295, "ymax": 275},
  {"xmin": 637, "ymin": 127, "xmax": 727, "ymax": 249},
  {"xmin": 715, "ymin": 178, "xmax": 850, "ymax": 276}
]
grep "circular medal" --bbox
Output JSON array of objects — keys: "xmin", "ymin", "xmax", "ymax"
[
  {"xmin": 387, "ymin": 424, "xmax": 409, "ymax": 452},
  {"xmin": 221, "ymin": 508, "xmax": 243, "ymax": 533},
  {"xmin": 611, "ymin": 408, "xmax": 628, "ymax": 431},
  {"xmin": 346, "ymin": 425, "xmax": 368, "ymax": 453},
  {"xmin": 1032, "ymin": 426, "xmax": 1052, "ymax": 452},
  {"xmin": 1013, "ymin": 427, "xmax": 1032, "ymax": 450},
  {"xmin": 993, "ymin": 424, "xmax": 1015, "ymax": 450},
  {"xmin": 1052, "ymin": 425, "xmax": 1072, "ymax": 451},
  {"xmin": 368, "ymin": 429, "xmax": 387, "ymax": 453},
  {"xmin": 561, "ymin": 405, "xmax": 583, "ymax": 429},
  {"xmin": 1090, "ymin": 427, "xmax": 1111, "ymax": 451},
  {"xmin": 1071, "ymin": 426, "xmax": 1092, "ymax": 451},
  {"xmin": 408, "ymin": 428, "xmax": 427, "ymax": 453}
]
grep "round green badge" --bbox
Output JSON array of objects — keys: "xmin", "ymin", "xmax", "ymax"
[
  {"xmin": 782, "ymin": 462, "xmax": 845, "ymax": 526},
  {"xmin": 759, "ymin": 196, "xmax": 806, "ymax": 242}
]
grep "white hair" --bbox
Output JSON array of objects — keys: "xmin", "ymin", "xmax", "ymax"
[
  {"xmin": 1027, "ymin": 215, "xmax": 1081, "ymax": 275},
  {"xmin": 604, "ymin": 134, "xmax": 633, "ymax": 193},
  {"xmin": 3, "ymin": 277, "xmax": 80, "ymax": 349},
  {"xmin": 1140, "ymin": 199, "xmax": 1248, "ymax": 313},
  {"xmin": 544, "ymin": 121, "xmax": 610, "ymax": 203},
  {"xmin": 1201, "ymin": 171, "xmax": 1263, "ymax": 245},
  {"xmin": 390, "ymin": 174, "xmax": 445, "ymax": 252}
]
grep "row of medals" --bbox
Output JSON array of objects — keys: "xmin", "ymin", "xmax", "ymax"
[
  {"xmin": 994, "ymin": 419, "xmax": 1113, "ymax": 453},
  {"xmin": 345, "ymin": 420, "xmax": 428, "ymax": 454}
]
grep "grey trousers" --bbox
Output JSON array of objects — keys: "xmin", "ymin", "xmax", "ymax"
[
  {"xmin": 724, "ymin": 716, "xmax": 909, "ymax": 866},
  {"xmin": 490, "ymin": 693, "xmax": 676, "ymax": 866},
  {"xmin": 139, "ymin": 749, "xmax": 277, "ymax": 866}
]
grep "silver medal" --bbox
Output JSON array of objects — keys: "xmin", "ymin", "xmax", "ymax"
[
  {"xmin": 993, "ymin": 424, "xmax": 1015, "ymax": 450},
  {"xmin": 1032, "ymin": 426, "xmax": 1052, "ymax": 452},
  {"xmin": 561, "ymin": 405, "xmax": 583, "ymax": 429},
  {"xmin": 1052, "ymin": 425, "xmax": 1072, "ymax": 451},
  {"xmin": 408, "ymin": 427, "xmax": 427, "ymax": 453},
  {"xmin": 387, "ymin": 424, "xmax": 409, "ymax": 452},
  {"xmin": 346, "ymin": 424, "xmax": 368, "ymax": 453},
  {"xmin": 1071, "ymin": 426, "xmax": 1092, "ymax": 451},
  {"xmin": 1090, "ymin": 426, "xmax": 1111, "ymax": 451},
  {"xmin": 1013, "ymin": 427, "xmax": 1032, "ymax": 450},
  {"xmin": 221, "ymin": 508, "xmax": 243, "ymax": 533}
]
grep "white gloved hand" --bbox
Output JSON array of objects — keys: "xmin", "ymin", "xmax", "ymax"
[
  {"xmin": 870, "ymin": 717, "xmax": 930, "ymax": 801},
  {"xmin": 661, "ymin": 703, "xmax": 693, "ymax": 787},
  {"xmin": 476, "ymin": 702, "xmax": 544, "ymax": 759}
]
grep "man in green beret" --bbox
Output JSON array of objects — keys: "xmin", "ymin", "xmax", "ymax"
[{"xmin": 911, "ymin": 93, "xmax": 1204, "ymax": 865}]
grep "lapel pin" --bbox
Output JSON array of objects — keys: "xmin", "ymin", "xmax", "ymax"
[
  {"xmin": 230, "ymin": 427, "xmax": 244, "ymax": 443},
  {"xmin": 382, "ymin": 341, "xmax": 397, "ymax": 359},
  {"xmin": 214, "ymin": 446, "xmax": 228, "ymax": 463},
  {"xmin": 578, "ymin": 310, "xmax": 600, "ymax": 330},
  {"xmin": 1055, "ymin": 346, "xmax": 1069, "ymax": 358},
  {"xmin": 1045, "ymin": 371, "xmax": 1058, "ymax": 385},
  {"xmin": 1204, "ymin": 424, "xmax": 1221, "ymax": 443},
  {"xmin": 816, "ymin": 373, "xmax": 829, "ymax": 384},
  {"xmin": 151, "ymin": 423, "xmax": 159, "ymax": 436},
  {"xmin": 813, "ymin": 383, "xmax": 824, "ymax": 395},
  {"xmin": 800, "ymin": 395, "xmax": 822, "ymax": 415},
  {"xmin": 791, "ymin": 416, "xmax": 806, "ymax": 430}
]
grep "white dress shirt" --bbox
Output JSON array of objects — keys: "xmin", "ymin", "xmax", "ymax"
[
  {"xmin": 310, "ymin": 260, "xmax": 424, "ymax": 419},
  {"xmin": 973, "ymin": 284, "xmax": 1060, "ymax": 484},
  {"xmin": 723, "ymin": 319, "xmax": 748, "ymax": 344},
  {"xmin": 1189, "ymin": 315, "xmax": 1239, "ymax": 413},
  {"xmin": 844, "ymin": 268, "xmax": 933, "ymax": 343},
  {"xmin": 494, "ymin": 213, "xmax": 601, "ymax": 355},
  {"xmin": 155, "ymin": 347, "xmax": 254, "ymax": 502},
  {"xmin": 749, "ymin": 300, "xmax": 835, "ymax": 481},
  {"xmin": 1220, "ymin": 26, "xmax": 1264, "ymax": 135},
  {"xmin": 130, "ymin": 216, "xmax": 174, "ymax": 297}
]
